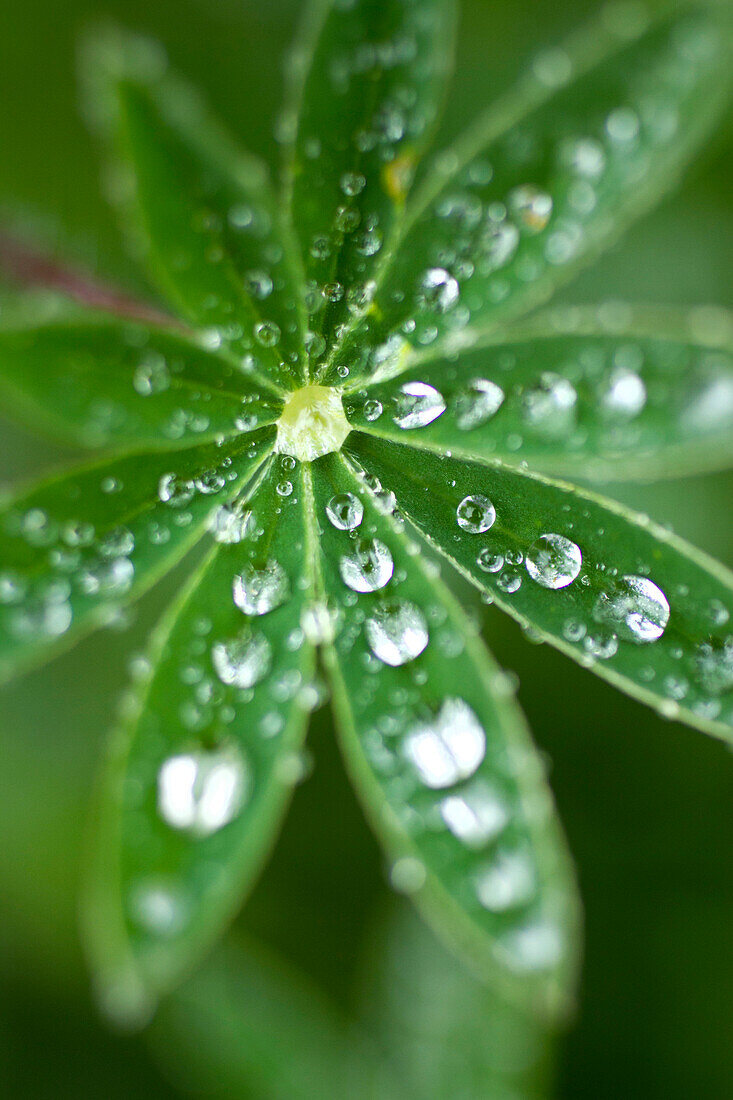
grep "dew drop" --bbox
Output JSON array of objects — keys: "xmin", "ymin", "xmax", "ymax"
[
  {"xmin": 157, "ymin": 746, "xmax": 248, "ymax": 837},
  {"xmin": 339, "ymin": 538, "xmax": 394, "ymax": 593},
  {"xmin": 417, "ymin": 267, "xmax": 460, "ymax": 313},
  {"xmin": 326, "ymin": 492, "xmax": 364, "ymax": 531},
  {"xmin": 439, "ymin": 780, "xmax": 509, "ymax": 846},
  {"xmin": 476, "ymin": 849, "xmax": 535, "ymax": 911},
  {"xmin": 594, "ymin": 575, "xmax": 670, "ymax": 643},
  {"xmin": 365, "ymin": 600, "xmax": 428, "ymax": 666},
  {"xmin": 454, "ymin": 378, "xmax": 505, "ymax": 430},
  {"xmin": 456, "ymin": 495, "xmax": 496, "ymax": 534},
  {"xmin": 233, "ymin": 560, "xmax": 289, "ymax": 616},
  {"xmin": 212, "ymin": 627, "xmax": 272, "ymax": 688},
  {"xmin": 525, "ymin": 534, "xmax": 582, "ymax": 589},
  {"xmin": 403, "ymin": 698, "xmax": 485, "ymax": 790},
  {"xmin": 392, "ymin": 381, "xmax": 446, "ymax": 429}
]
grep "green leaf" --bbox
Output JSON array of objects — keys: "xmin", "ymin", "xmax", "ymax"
[
  {"xmin": 151, "ymin": 938, "xmax": 398, "ymax": 1100},
  {"xmin": 347, "ymin": 432, "xmax": 733, "ymax": 743},
  {"xmin": 83, "ymin": 30, "xmax": 307, "ymax": 391},
  {"xmin": 329, "ymin": 4, "xmax": 733, "ymax": 388},
  {"xmin": 284, "ymin": 0, "xmax": 457, "ymax": 360},
  {"xmin": 0, "ymin": 430, "xmax": 274, "ymax": 683},
  {"xmin": 306, "ymin": 454, "xmax": 580, "ymax": 1020},
  {"xmin": 359, "ymin": 908, "xmax": 554, "ymax": 1100},
  {"xmin": 343, "ymin": 305, "xmax": 733, "ymax": 480},
  {"xmin": 84, "ymin": 458, "xmax": 316, "ymax": 1025},
  {"xmin": 0, "ymin": 310, "xmax": 282, "ymax": 451}
]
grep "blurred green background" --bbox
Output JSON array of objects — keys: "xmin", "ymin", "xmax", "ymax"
[{"xmin": 0, "ymin": 0, "xmax": 731, "ymax": 1096}]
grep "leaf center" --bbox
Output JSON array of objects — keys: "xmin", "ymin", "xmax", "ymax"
[{"xmin": 276, "ymin": 385, "xmax": 351, "ymax": 462}]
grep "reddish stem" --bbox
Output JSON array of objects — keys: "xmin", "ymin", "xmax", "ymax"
[{"xmin": 0, "ymin": 232, "xmax": 177, "ymax": 327}]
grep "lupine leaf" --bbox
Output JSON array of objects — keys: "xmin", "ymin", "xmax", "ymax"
[
  {"xmin": 0, "ymin": 431, "xmax": 274, "ymax": 683},
  {"xmin": 84, "ymin": 30, "xmax": 307, "ymax": 391},
  {"xmin": 328, "ymin": 3, "xmax": 733, "ymax": 388},
  {"xmin": 359, "ymin": 909, "xmax": 554, "ymax": 1100},
  {"xmin": 306, "ymin": 454, "xmax": 580, "ymax": 1020},
  {"xmin": 343, "ymin": 305, "xmax": 733, "ymax": 480},
  {"xmin": 151, "ymin": 939, "xmax": 399, "ymax": 1100},
  {"xmin": 348, "ymin": 433, "xmax": 733, "ymax": 742},
  {"xmin": 84, "ymin": 459, "xmax": 316, "ymax": 1024},
  {"xmin": 284, "ymin": 0, "xmax": 458, "ymax": 362},
  {"xmin": 0, "ymin": 311, "xmax": 282, "ymax": 451}
]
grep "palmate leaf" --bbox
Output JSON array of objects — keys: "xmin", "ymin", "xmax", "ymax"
[
  {"xmin": 152, "ymin": 938, "xmax": 398, "ymax": 1099},
  {"xmin": 327, "ymin": 3, "xmax": 733, "ymax": 388},
  {"xmin": 0, "ymin": 310, "xmax": 282, "ymax": 450},
  {"xmin": 344, "ymin": 306, "xmax": 733, "ymax": 479},
  {"xmin": 84, "ymin": 31, "xmax": 307, "ymax": 391},
  {"xmin": 0, "ymin": 431, "xmax": 274, "ymax": 684},
  {"xmin": 348, "ymin": 433, "xmax": 733, "ymax": 742},
  {"xmin": 84, "ymin": 459, "xmax": 317, "ymax": 1024},
  {"xmin": 284, "ymin": 0, "xmax": 458, "ymax": 359},
  {"xmin": 306, "ymin": 454, "xmax": 580, "ymax": 1019},
  {"xmin": 359, "ymin": 909, "xmax": 553, "ymax": 1100}
]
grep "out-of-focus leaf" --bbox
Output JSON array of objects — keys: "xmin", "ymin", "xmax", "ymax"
[
  {"xmin": 0, "ymin": 311, "xmax": 282, "ymax": 450},
  {"xmin": 306, "ymin": 454, "xmax": 580, "ymax": 1021},
  {"xmin": 343, "ymin": 305, "xmax": 733, "ymax": 480},
  {"xmin": 329, "ymin": 4, "xmax": 733, "ymax": 387},
  {"xmin": 0, "ymin": 430, "xmax": 274, "ymax": 683},
  {"xmin": 358, "ymin": 907, "xmax": 554, "ymax": 1100},
  {"xmin": 84, "ymin": 30, "xmax": 307, "ymax": 391},
  {"xmin": 284, "ymin": 0, "xmax": 457, "ymax": 360},
  {"xmin": 84, "ymin": 459, "xmax": 317, "ymax": 1025},
  {"xmin": 348, "ymin": 432, "xmax": 733, "ymax": 742},
  {"xmin": 151, "ymin": 938, "xmax": 398, "ymax": 1100}
]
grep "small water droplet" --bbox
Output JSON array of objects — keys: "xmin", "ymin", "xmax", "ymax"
[
  {"xmin": 456, "ymin": 495, "xmax": 496, "ymax": 534},
  {"xmin": 594, "ymin": 575, "xmax": 670, "ymax": 643},
  {"xmin": 365, "ymin": 600, "xmax": 428, "ymax": 666},
  {"xmin": 233, "ymin": 560, "xmax": 289, "ymax": 616},
  {"xmin": 525, "ymin": 534, "xmax": 582, "ymax": 589},
  {"xmin": 455, "ymin": 378, "xmax": 505, "ymax": 430},
  {"xmin": 392, "ymin": 381, "xmax": 446, "ymax": 429},
  {"xmin": 326, "ymin": 492, "xmax": 364, "ymax": 531},
  {"xmin": 212, "ymin": 627, "xmax": 272, "ymax": 687},
  {"xmin": 157, "ymin": 746, "xmax": 249, "ymax": 837},
  {"xmin": 404, "ymin": 698, "xmax": 486, "ymax": 789},
  {"xmin": 339, "ymin": 538, "xmax": 394, "ymax": 592}
]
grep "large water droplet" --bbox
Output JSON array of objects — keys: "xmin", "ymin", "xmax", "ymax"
[
  {"xmin": 233, "ymin": 560, "xmax": 289, "ymax": 616},
  {"xmin": 404, "ymin": 698, "xmax": 486, "ymax": 789},
  {"xmin": 456, "ymin": 495, "xmax": 496, "ymax": 533},
  {"xmin": 365, "ymin": 600, "xmax": 428, "ymax": 666},
  {"xmin": 439, "ymin": 780, "xmax": 509, "ymax": 846},
  {"xmin": 525, "ymin": 534, "xmax": 582, "ymax": 589},
  {"xmin": 455, "ymin": 378, "xmax": 505, "ymax": 430},
  {"xmin": 417, "ymin": 267, "xmax": 460, "ymax": 313},
  {"xmin": 594, "ymin": 575, "xmax": 670, "ymax": 643},
  {"xmin": 523, "ymin": 373, "xmax": 577, "ymax": 436},
  {"xmin": 212, "ymin": 628, "xmax": 272, "ymax": 688},
  {"xmin": 326, "ymin": 492, "xmax": 364, "ymax": 531},
  {"xmin": 339, "ymin": 538, "xmax": 394, "ymax": 593},
  {"xmin": 476, "ymin": 849, "xmax": 535, "ymax": 911},
  {"xmin": 392, "ymin": 381, "xmax": 446, "ymax": 429},
  {"xmin": 157, "ymin": 747, "xmax": 248, "ymax": 837}
]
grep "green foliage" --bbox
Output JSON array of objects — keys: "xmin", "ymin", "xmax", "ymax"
[{"xmin": 0, "ymin": 0, "xmax": 731, "ymax": 1038}]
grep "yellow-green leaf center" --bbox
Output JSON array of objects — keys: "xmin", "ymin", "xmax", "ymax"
[{"xmin": 276, "ymin": 385, "xmax": 351, "ymax": 462}]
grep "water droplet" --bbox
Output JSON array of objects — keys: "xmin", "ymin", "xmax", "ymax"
[
  {"xmin": 212, "ymin": 628, "xmax": 272, "ymax": 688},
  {"xmin": 440, "ymin": 780, "xmax": 509, "ymax": 847},
  {"xmin": 404, "ymin": 698, "xmax": 485, "ymax": 789},
  {"xmin": 509, "ymin": 185, "xmax": 553, "ymax": 232},
  {"xmin": 417, "ymin": 267, "xmax": 460, "ymax": 313},
  {"xmin": 209, "ymin": 504, "xmax": 254, "ymax": 543},
  {"xmin": 499, "ymin": 918, "xmax": 563, "ymax": 972},
  {"xmin": 158, "ymin": 473, "xmax": 195, "ymax": 508},
  {"xmin": 339, "ymin": 538, "xmax": 394, "ymax": 592},
  {"xmin": 254, "ymin": 320, "xmax": 281, "ymax": 347},
  {"xmin": 365, "ymin": 600, "xmax": 428, "ymax": 666},
  {"xmin": 340, "ymin": 170, "xmax": 366, "ymax": 196},
  {"xmin": 363, "ymin": 399, "xmax": 383, "ymax": 422},
  {"xmin": 523, "ymin": 372, "xmax": 577, "ymax": 436},
  {"xmin": 456, "ymin": 495, "xmax": 496, "ymax": 534},
  {"xmin": 392, "ymin": 381, "xmax": 446, "ymax": 429},
  {"xmin": 243, "ymin": 270, "xmax": 273, "ymax": 299},
  {"xmin": 233, "ymin": 560, "xmax": 289, "ymax": 616},
  {"xmin": 525, "ymin": 534, "xmax": 582, "ymax": 589},
  {"xmin": 594, "ymin": 575, "xmax": 670, "ymax": 643},
  {"xmin": 133, "ymin": 355, "xmax": 170, "ymax": 396},
  {"xmin": 157, "ymin": 746, "xmax": 248, "ymax": 837},
  {"xmin": 455, "ymin": 378, "xmax": 505, "ymax": 430},
  {"xmin": 476, "ymin": 849, "xmax": 535, "ymax": 911},
  {"xmin": 326, "ymin": 492, "xmax": 364, "ymax": 531},
  {"xmin": 600, "ymin": 366, "xmax": 647, "ymax": 418}
]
